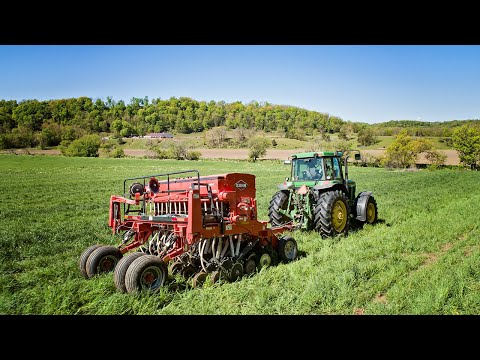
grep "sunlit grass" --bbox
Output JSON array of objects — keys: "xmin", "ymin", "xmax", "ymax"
[{"xmin": 0, "ymin": 155, "xmax": 478, "ymax": 314}]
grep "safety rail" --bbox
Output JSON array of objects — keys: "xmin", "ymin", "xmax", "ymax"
[
  {"xmin": 121, "ymin": 170, "xmax": 221, "ymax": 219},
  {"xmin": 123, "ymin": 169, "xmax": 200, "ymax": 197}
]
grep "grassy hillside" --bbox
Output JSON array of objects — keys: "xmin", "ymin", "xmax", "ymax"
[
  {"xmin": 109, "ymin": 131, "xmax": 454, "ymax": 153},
  {"xmin": 0, "ymin": 155, "xmax": 479, "ymax": 314}
]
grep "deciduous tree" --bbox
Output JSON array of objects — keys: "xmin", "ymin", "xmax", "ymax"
[
  {"xmin": 248, "ymin": 136, "xmax": 270, "ymax": 162},
  {"xmin": 452, "ymin": 125, "xmax": 480, "ymax": 169},
  {"xmin": 383, "ymin": 130, "xmax": 433, "ymax": 168}
]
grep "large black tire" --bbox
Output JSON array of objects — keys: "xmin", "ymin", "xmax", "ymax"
[
  {"xmin": 268, "ymin": 190, "xmax": 292, "ymax": 227},
  {"xmin": 314, "ymin": 190, "xmax": 350, "ymax": 238},
  {"xmin": 79, "ymin": 244, "xmax": 102, "ymax": 279},
  {"xmin": 125, "ymin": 255, "xmax": 168, "ymax": 293},
  {"xmin": 278, "ymin": 236, "xmax": 298, "ymax": 262},
  {"xmin": 114, "ymin": 252, "xmax": 146, "ymax": 293},
  {"xmin": 85, "ymin": 245, "xmax": 123, "ymax": 278}
]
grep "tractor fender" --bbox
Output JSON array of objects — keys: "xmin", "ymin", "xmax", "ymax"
[
  {"xmin": 355, "ymin": 191, "xmax": 373, "ymax": 221},
  {"xmin": 278, "ymin": 183, "xmax": 295, "ymax": 191}
]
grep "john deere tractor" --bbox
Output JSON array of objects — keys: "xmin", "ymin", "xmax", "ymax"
[{"xmin": 268, "ymin": 150, "xmax": 378, "ymax": 238}]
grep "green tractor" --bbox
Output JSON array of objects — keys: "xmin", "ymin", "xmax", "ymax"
[{"xmin": 268, "ymin": 150, "xmax": 378, "ymax": 238}]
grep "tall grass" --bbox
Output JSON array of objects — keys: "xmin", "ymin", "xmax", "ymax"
[{"xmin": 0, "ymin": 155, "xmax": 478, "ymax": 314}]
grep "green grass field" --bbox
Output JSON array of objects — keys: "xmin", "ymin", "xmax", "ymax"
[{"xmin": 0, "ymin": 155, "xmax": 478, "ymax": 315}]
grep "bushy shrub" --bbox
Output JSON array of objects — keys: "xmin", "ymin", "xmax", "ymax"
[
  {"xmin": 355, "ymin": 153, "xmax": 383, "ymax": 167},
  {"xmin": 382, "ymin": 130, "xmax": 433, "ymax": 168},
  {"xmin": 149, "ymin": 140, "xmax": 200, "ymax": 160},
  {"xmin": 110, "ymin": 147, "xmax": 125, "ymax": 158},
  {"xmin": 63, "ymin": 134, "xmax": 101, "ymax": 157},
  {"xmin": 0, "ymin": 127, "xmax": 36, "ymax": 149},
  {"xmin": 185, "ymin": 150, "xmax": 201, "ymax": 160}
]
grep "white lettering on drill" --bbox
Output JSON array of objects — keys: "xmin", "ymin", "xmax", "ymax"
[{"xmin": 235, "ymin": 180, "xmax": 247, "ymax": 191}]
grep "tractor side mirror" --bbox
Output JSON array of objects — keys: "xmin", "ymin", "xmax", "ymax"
[
  {"xmin": 283, "ymin": 160, "xmax": 291, "ymax": 165},
  {"xmin": 354, "ymin": 153, "xmax": 361, "ymax": 161}
]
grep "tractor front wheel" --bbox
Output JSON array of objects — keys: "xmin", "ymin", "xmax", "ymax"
[{"xmin": 314, "ymin": 190, "xmax": 350, "ymax": 238}]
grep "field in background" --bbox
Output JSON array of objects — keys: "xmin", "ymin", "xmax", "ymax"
[
  {"xmin": 1, "ymin": 130, "xmax": 459, "ymax": 164},
  {"xmin": 1, "ymin": 155, "xmax": 479, "ymax": 315},
  {"xmin": 118, "ymin": 132, "xmax": 460, "ymax": 164},
  {"xmin": 8, "ymin": 147, "xmax": 460, "ymax": 165},
  {"xmin": 120, "ymin": 132, "xmax": 455, "ymax": 151}
]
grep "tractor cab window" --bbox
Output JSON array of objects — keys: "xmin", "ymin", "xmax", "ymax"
[
  {"xmin": 332, "ymin": 157, "xmax": 342, "ymax": 179},
  {"xmin": 324, "ymin": 157, "xmax": 341, "ymax": 180},
  {"xmin": 293, "ymin": 157, "xmax": 324, "ymax": 180}
]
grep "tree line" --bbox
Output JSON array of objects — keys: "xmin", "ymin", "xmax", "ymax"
[
  {"xmin": 1, "ymin": 93, "xmax": 479, "ymax": 169},
  {"xmin": 368, "ymin": 119, "xmax": 480, "ymax": 137},
  {"xmin": 0, "ymin": 96, "xmax": 345, "ymax": 149}
]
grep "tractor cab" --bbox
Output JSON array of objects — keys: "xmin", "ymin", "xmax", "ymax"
[
  {"xmin": 284, "ymin": 151, "xmax": 356, "ymax": 201},
  {"xmin": 290, "ymin": 152, "xmax": 342, "ymax": 182}
]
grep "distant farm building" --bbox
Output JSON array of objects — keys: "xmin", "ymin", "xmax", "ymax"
[{"xmin": 144, "ymin": 133, "xmax": 173, "ymax": 139}]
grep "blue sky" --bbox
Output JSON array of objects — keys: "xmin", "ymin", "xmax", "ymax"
[{"xmin": 0, "ymin": 45, "xmax": 479, "ymax": 124}]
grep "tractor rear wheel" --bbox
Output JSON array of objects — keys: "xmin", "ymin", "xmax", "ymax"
[
  {"xmin": 85, "ymin": 245, "xmax": 123, "ymax": 278},
  {"xmin": 114, "ymin": 252, "xmax": 145, "ymax": 293},
  {"xmin": 79, "ymin": 244, "xmax": 102, "ymax": 279},
  {"xmin": 125, "ymin": 255, "xmax": 168, "ymax": 293},
  {"xmin": 314, "ymin": 190, "xmax": 350, "ymax": 238},
  {"xmin": 268, "ymin": 190, "xmax": 292, "ymax": 227}
]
